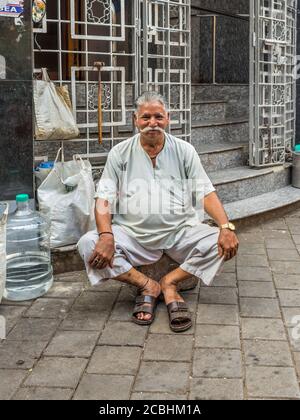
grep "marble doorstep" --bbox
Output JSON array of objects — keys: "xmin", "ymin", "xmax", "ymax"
[
  {"xmin": 192, "ymin": 116, "xmax": 248, "ymax": 129},
  {"xmin": 191, "ymin": 101, "xmax": 226, "ymax": 122},
  {"xmin": 209, "ymin": 166, "xmax": 274, "ymax": 185},
  {"xmin": 191, "ymin": 119, "xmax": 249, "ymax": 145},
  {"xmin": 197, "ymin": 142, "xmax": 248, "ymax": 172},
  {"xmin": 209, "ymin": 165, "xmax": 290, "ymax": 204},
  {"xmin": 224, "ymin": 185, "xmax": 300, "ymax": 221}
]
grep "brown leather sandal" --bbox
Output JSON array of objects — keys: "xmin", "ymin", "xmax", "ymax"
[
  {"xmin": 167, "ymin": 301, "xmax": 192, "ymax": 332},
  {"xmin": 132, "ymin": 295, "xmax": 157, "ymax": 325}
]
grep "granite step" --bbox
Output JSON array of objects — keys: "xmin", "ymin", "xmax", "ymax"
[
  {"xmin": 224, "ymin": 185, "xmax": 300, "ymax": 224},
  {"xmin": 191, "ymin": 100, "xmax": 227, "ymax": 122},
  {"xmin": 209, "ymin": 164, "xmax": 291, "ymax": 204},
  {"xmin": 190, "ymin": 117, "xmax": 249, "ymax": 145},
  {"xmin": 198, "ymin": 142, "xmax": 248, "ymax": 172},
  {"xmin": 191, "ymin": 83, "xmax": 249, "ymax": 100},
  {"xmin": 191, "ymin": 83, "xmax": 249, "ymax": 119}
]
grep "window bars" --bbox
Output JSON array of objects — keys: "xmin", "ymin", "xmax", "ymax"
[
  {"xmin": 33, "ymin": 0, "xmax": 191, "ymax": 165},
  {"xmin": 250, "ymin": 0, "xmax": 297, "ymax": 167}
]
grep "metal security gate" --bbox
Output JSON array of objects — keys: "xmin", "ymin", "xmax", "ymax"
[
  {"xmin": 33, "ymin": 0, "xmax": 191, "ymax": 164},
  {"xmin": 250, "ymin": 0, "xmax": 297, "ymax": 167},
  {"xmin": 141, "ymin": 0, "xmax": 191, "ymax": 140}
]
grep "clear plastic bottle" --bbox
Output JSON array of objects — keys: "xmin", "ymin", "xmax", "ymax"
[{"xmin": 4, "ymin": 194, "xmax": 53, "ymax": 301}]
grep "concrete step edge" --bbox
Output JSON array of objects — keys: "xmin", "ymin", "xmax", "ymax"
[
  {"xmin": 198, "ymin": 142, "xmax": 248, "ymax": 155},
  {"xmin": 208, "ymin": 165, "xmax": 285, "ymax": 186},
  {"xmin": 192, "ymin": 118, "xmax": 249, "ymax": 129},
  {"xmin": 192, "ymin": 100, "xmax": 228, "ymax": 105},
  {"xmin": 225, "ymin": 185, "xmax": 300, "ymax": 223},
  {"xmin": 191, "ymin": 83, "xmax": 249, "ymax": 87}
]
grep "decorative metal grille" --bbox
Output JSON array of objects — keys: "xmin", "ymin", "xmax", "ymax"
[
  {"xmin": 142, "ymin": 0, "xmax": 191, "ymax": 139},
  {"xmin": 33, "ymin": 0, "xmax": 191, "ymax": 166},
  {"xmin": 249, "ymin": 0, "xmax": 297, "ymax": 167}
]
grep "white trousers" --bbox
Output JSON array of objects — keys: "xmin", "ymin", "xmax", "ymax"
[{"xmin": 77, "ymin": 224, "xmax": 224, "ymax": 287}]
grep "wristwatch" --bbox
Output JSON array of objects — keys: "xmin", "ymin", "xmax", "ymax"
[{"xmin": 220, "ymin": 222, "xmax": 236, "ymax": 231}]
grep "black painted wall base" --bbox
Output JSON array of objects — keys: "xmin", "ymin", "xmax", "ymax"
[
  {"xmin": 0, "ymin": 81, "xmax": 33, "ymax": 200},
  {"xmin": 0, "ymin": 0, "xmax": 33, "ymax": 201}
]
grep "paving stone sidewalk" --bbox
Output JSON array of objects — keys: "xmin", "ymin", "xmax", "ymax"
[{"xmin": 1, "ymin": 211, "xmax": 300, "ymax": 400}]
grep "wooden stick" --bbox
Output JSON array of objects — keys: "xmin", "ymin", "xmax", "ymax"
[{"xmin": 94, "ymin": 62, "xmax": 105, "ymax": 144}]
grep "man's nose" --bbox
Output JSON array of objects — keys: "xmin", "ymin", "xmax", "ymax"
[{"xmin": 149, "ymin": 117, "xmax": 158, "ymax": 126}]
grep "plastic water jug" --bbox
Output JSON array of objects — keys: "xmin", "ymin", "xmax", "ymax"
[
  {"xmin": 4, "ymin": 194, "xmax": 53, "ymax": 301},
  {"xmin": 0, "ymin": 202, "xmax": 8, "ymax": 303}
]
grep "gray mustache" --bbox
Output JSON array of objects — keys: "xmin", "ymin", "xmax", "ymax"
[{"xmin": 140, "ymin": 127, "xmax": 165, "ymax": 134}]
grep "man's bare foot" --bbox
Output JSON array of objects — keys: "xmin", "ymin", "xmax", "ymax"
[
  {"xmin": 135, "ymin": 278, "xmax": 161, "ymax": 322},
  {"xmin": 160, "ymin": 276, "xmax": 184, "ymax": 306}
]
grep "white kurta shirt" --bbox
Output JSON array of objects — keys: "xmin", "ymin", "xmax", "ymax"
[{"xmin": 95, "ymin": 133, "xmax": 215, "ymax": 249}]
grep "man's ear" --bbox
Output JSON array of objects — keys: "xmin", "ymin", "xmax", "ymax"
[{"xmin": 133, "ymin": 112, "xmax": 138, "ymax": 126}]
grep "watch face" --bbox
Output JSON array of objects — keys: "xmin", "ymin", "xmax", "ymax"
[{"xmin": 229, "ymin": 223, "xmax": 236, "ymax": 231}]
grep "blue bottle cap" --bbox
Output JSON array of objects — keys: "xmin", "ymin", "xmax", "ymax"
[{"xmin": 39, "ymin": 161, "xmax": 54, "ymax": 169}]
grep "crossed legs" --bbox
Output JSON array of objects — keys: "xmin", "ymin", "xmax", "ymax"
[
  {"xmin": 78, "ymin": 224, "xmax": 223, "ymax": 325},
  {"xmin": 115, "ymin": 266, "xmax": 191, "ymax": 321}
]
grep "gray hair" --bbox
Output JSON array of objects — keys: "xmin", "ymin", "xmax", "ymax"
[{"xmin": 134, "ymin": 91, "xmax": 169, "ymax": 113}]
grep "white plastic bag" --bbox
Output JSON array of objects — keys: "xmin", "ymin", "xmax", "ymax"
[
  {"xmin": 34, "ymin": 68, "xmax": 80, "ymax": 141},
  {"xmin": 37, "ymin": 149, "xmax": 96, "ymax": 248}
]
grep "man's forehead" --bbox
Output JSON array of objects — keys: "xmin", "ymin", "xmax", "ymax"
[{"xmin": 137, "ymin": 101, "xmax": 167, "ymax": 114}]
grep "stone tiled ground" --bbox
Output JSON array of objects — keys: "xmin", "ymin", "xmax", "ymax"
[{"xmin": 2, "ymin": 211, "xmax": 300, "ymax": 400}]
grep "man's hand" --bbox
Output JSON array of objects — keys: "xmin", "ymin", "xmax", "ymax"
[
  {"xmin": 217, "ymin": 229, "xmax": 239, "ymax": 261},
  {"xmin": 88, "ymin": 235, "xmax": 115, "ymax": 269}
]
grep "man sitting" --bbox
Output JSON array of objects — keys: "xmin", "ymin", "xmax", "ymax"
[{"xmin": 78, "ymin": 91, "xmax": 239, "ymax": 332}]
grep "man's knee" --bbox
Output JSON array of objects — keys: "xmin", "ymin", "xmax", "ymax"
[
  {"xmin": 77, "ymin": 231, "xmax": 97, "ymax": 260},
  {"xmin": 201, "ymin": 233, "xmax": 220, "ymax": 258},
  {"xmin": 208, "ymin": 230, "xmax": 220, "ymax": 251}
]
